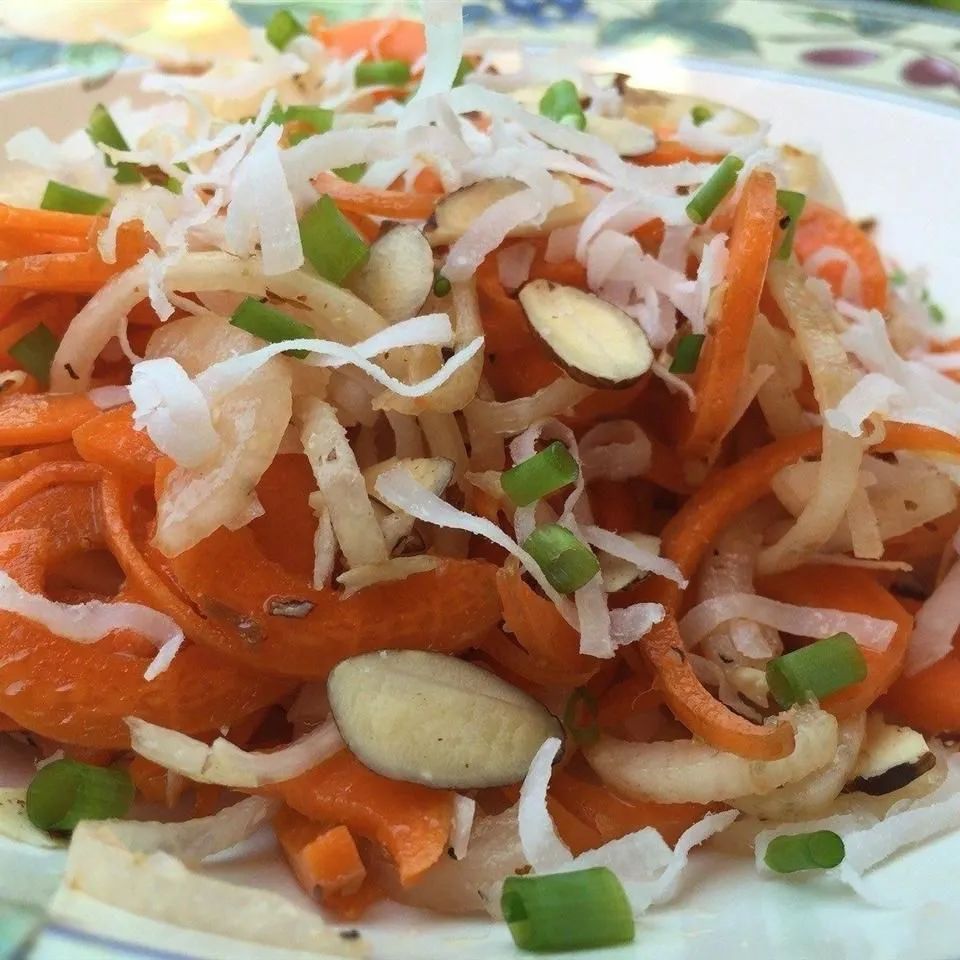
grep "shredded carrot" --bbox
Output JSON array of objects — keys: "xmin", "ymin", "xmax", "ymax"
[
  {"xmin": 0, "ymin": 443, "xmax": 78, "ymax": 482},
  {"xmin": 273, "ymin": 750, "xmax": 453, "ymax": 886},
  {"xmin": 883, "ymin": 650, "xmax": 960, "ymax": 736},
  {"xmin": 0, "ymin": 232, "xmax": 89, "ymax": 258},
  {"xmin": 0, "ymin": 392, "xmax": 100, "ymax": 446},
  {"xmin": 0, "ymin": 203, "xmax": 103, "ymax": 239},
  {"xmin": 72, "ymin": 405, "xmax": 161, "ymax": 486},
  {"xmin": 683, "ymin": 169, "xmax": 778, "ymax": 461},
  {"xmin": 275, "ymin": 808, "xmax": 367, "ymax": 899},
  {"xmin": 633, "ymin": 141, "xmax": 724, "ymax": 167},
  {"xmin": 308, "ymin": 17, "xmax": 426, "ymax": 63},
  {"xmin": 794, "ymin": 201, "xmax": 888, "ymax": 312},
  {"xmin": 314, "ymin": 172, "xmax": 439, "ymax": 220}
]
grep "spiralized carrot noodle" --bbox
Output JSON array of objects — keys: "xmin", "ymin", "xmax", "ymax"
[{"xmin": 0, "ymin": 0, "xmax": 958, "ymax": 942}]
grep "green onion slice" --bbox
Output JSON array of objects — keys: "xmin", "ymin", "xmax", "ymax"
[
  {"xmin": 501, "ymin": 441, "xmax": 579, "ymax": 507},
  {"xmin": 453, "ymin": 56, "xmax": 474, "ymax": 87},
  {"xmin": 539, "ymin": 79, "xmax": 586, "ymax": 131},
  {"xmin": 299, "ymin": 195, "xmax": 370, "ymax": 286},
  {"xmin": 766, "ymin": 632, "xmax": 867, "ymax": 709},
  {"xmin": 355, "ymin": 60, "xmax": 411, "ymax": 87},
  {"xmin": 563, "ymin": 687, "xmax": 600, "ymax": 746},
  {"xmin": 691, "ymin": 105, "xmax": 714, "ymax": 126},
  {"xmin": 87, "ymin": 104, "xmax": 142, "ymax": 185},
  {"xmin": 40, "ymin": 181, "xmax": 108, "ymax": 216},
  {"xmin": 775, "ymin": 189, "xmax": 807, "ymax": 260},
  {"xmin": 501, "ymin": 868, "xmax": 635, "ymax": 953},
  {"xmin": 230, "ymin": 297, "xmax": 314, "ymax": 358},
  {"xmin": 283, "ymin": 105, "xmax": 334, "ymax": 135},
  {"xmin": 26, "ymin": 759, "xmax": 134, "ymax": 832},
  {"xmin": 333, "ymin": 163, "xmax": 367, "ymax": 183},
  {"xmin": 686, "ymin": 154, "xmax": 743, "ymax": 225},
  {"xmin": 669, "ymin": 333, "xmax": 706, "ymax": 374},
  {"xmin": 9, "ymin": 324, "xmax": 59, "ymax": 386},
  {"xmin": 764, "ymin": 830, "xmax": 845, "ymax": 874},
  {"xmin": 266, "ymin": 9, "xmax": 304, "ymax": 50},
  {"xmin": 522, "ymin": 523, "xmax": 600, "ymax": 595},
  {"xmin": 432, "ymin": 271, "xmax": 451, "ymax": 297}
]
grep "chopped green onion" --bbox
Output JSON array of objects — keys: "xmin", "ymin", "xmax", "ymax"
[
  {"xmin": 266, "ymin": 9, "xmax": 304, "ymax": 50},
  {"xmin": 929, "ymin": 301, "xmax": 946, "ymax": 324},
  {"xmin": 563, "ymin": 687, "xmax": 599, "ymax": 746},
  {"xmin": 501, "ymin": 867, "xmax": 634, "ymax": 953},
  {"xmin": 334, "ymin": 163, "xmax": 367, "ymax": 183},
  {"xmin": 522, "ymin": 523, "xmax": 600, "ymax": 595},
  {"xmin": 230, "ymin": 297, "xmax": 314, "ymax": 358},
  {"xmin": 164, "ymin": 175, "xmax": 183, "ymax": 195},
  {"xmin": 432, "ymin": 271, "xmax": 452, "ymax": 297},
  {"xmin": 686, "ymin": 154, "xmax": 743, "ymax": 225},
  {"xmin": 299, "ymin": 195, "xmax": 370, "ymax": 285},
  {"xmin": 26, "ymin": 759, "xmax": 134, "ymax": 832},
  {"xmin": 889, "ymin": 267, "xmax": 907, "ymax": 286},
  {"xmin": 453, "ymin": 56, "xmax": 474, "ymax": 87},
  {"xmin": 40, "ymin": 180, "xmax": 108, "ymax": 216},
  {"xmin": 87, "ymin": 104, "xmax": 142, "ymax": 185},
  {"xmin": 691, "ymin": 105, "xmax": 713, "ymax": 126},
  {"xmin": 355, "ymin": 60, "xmax": 411, "ymax": 87},
  {"xmin": 764, "ymin": 830, "xmax": 845, "ymax": 874},
  {"xmin": 539, "ymin": 79, "xmax": 586, "ymax": 131},
  {"xmin": 9, "ymin": 324, "xmax": 59, "ymax": 386},
  {"xmin": 284, "ymin": 105, "xmax": 334, "ymax": 136},
  {"xmin": 766, "ymin": 632, "xmax": 867, "ymax": 709},
  {"xmin": 501, "ymin": 441, "xmax": 579, "ymax": 507},
  {"xmin": 775, "ymin": 189, "xmax": 807, "ymax": 260},
  {"xmin": 669, "ymin": 333, "xmax": 706, "ymax": 374}
]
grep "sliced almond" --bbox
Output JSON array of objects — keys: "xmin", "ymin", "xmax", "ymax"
[
  {"xmin": 364, "ymin": 457, "xmax": 454, "ymax": 504},
  {"xmin": 425, "ymin": 175, "xmax": 592, "ymax": 247},
  {"xmin": 848, "ymin": 714, "xmax": 935, "ymax": 797},
  {"xmin": 347, "ymin": 225, "xmax": 434, "ymax": 323},
  {"xmin": 586, "ymin": 115, "xmax": 655, "ymax": 157},
  {"xmin": 328, "ymin": 650, "xmax": 563, "ymax": 788},
  {"xmin": 598, "ymin": 532, "xmax": 661, "ymax": 593},
  {"xmin": 621, "ymin": 87, "xmax": 757, "ymax": 136},
  {"xmin": 518, "ymin": 279, "xmax": 654, "ymax": 388}
]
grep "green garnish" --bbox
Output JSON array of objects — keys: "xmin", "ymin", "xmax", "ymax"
[
  {"xmin": 766, "ymin": 632, "xmax": 867, "ymax": 709},
  {"xmin": 764, "ymin": 831, "xmax": 845, "ymax": 874},
  {"xmin": 501, "ymin": 868, "xmax": 635, "ymax": 953},
  {"xmin": 265, "ymin": 9, "xmax": 304, "ymax": 50},
  {"xmin": 686, "ymin": 154, "xmax": 743, "ymax": 225},
  {"xmin": 299, "ymin": 195, "xmax": 370, "ymax": 285},
  {"xmin": 775, "ymin": 189, "xmax": 807, "ymax": 260},
  {"xmin": 230, "ymin": 297, "xmax": 314, "ymax": 358},
  {"xmin": 563, "ymin": 687, "xmax": 600, "ymax": 746},
  {"xmin": 355, "ymin": 60, "xmax": 411, "ymax": 87},
  {"xmin": 691, "ymin": 105, "xmax": 713, "ymax": 126},
  {"xmin": 9, "ymin": 324, "xmax": 59, "ymax": 386},
  {"xmin": 522, "ymin": 524, "xmax": 600, "ymax": 595},
  {"xmin": 333, "ymin": 163, "xmax": 367, "ymax": 183},
  {"xmin": 453, "ymin": 56, "xmax": 474, "ymax": 87},
  {"xmin": 669, "ymin": 333, "xmax": 706, "ymax": 374},
  {"xmin": 501, "ymin": 441, "xmax": 579, "ymax": 507},
  {"xmin": 539, "ymin": 79, "xmax": 586, "ymax": 131},
  {"xmin": 26, "ymin": 759, "xmax": 134, "ymax": 832},
  {"xmin": 39, "ymin": 181, "xmax": 108, "ymax": 216},
  {"xmin": 87, "ymin": 103, "xmax": 141, "ymax": 185},
  {"xmin": 432, "ymin": 272, "xmax": 452, "ymax": 297}
]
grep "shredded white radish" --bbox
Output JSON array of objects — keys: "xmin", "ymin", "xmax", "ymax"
[
  {"xmin": 336, "ymin": 556, "xmax": 439, "ymax": 597},
  {"xmin": 904, "ymin": 555, "xmax": 960, "ymax": 676},
  {"xmin": 465, "ymin": 378, "xmax": 592, "ymax": 437},
  {"xmin": 0, "ymin": 571, "xmax": 182, "ymax": 651},
  {"xmin": 143, "ymin": 635, "xmax": 185, "ymax": 683},
  {"xmin": 679, "ymin": 592, "xmax": 897, "ymax": 652},
  {"xmin": 497, "ymin": 242, "xmax": 536, "ymax": 292},
  {"xmin": 518, "ymin": 737, "xmax": 570, "ymax": 873},
  {"xmin": 825, "ymin": 373, "xmax": 907, "ymax": 437},
  {"xmin": 88, "ymin": 385, "xmax": 131, "ymax": 410},
  {"xmin": 126, "ymin": 717, "xmax": 343, "ymax": 788},
  {"xmin": 450, "ymin": 794, "xmax": 477, "ymax": 861},
  {"xmin": 582, "ymin": 525, "xmax": 686, "ymax": 587},
  {"xmin": 579, "ymin": 420, "xmax": 652, "ymax": 482}
]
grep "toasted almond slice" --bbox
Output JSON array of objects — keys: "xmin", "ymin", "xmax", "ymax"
[
  {"xmin": 347, "ymin": 225, "xmax": 434, "ymax": 323},
  {"xmin": 848, "ymin": 713, "xmax": 935, "ymax": 797},
  {"xmin": 586, "ymin": 115, "xmax": 655, "ymax": 157},
  {"xmin": 598, "ymin": 532, "xmax": 661, "ymax": 593},
  {"xmin": 425, "ymin": 175, "xmax": 592, "ymax": 247},
  {"xmin": 328, "ymin": 650, "xmax": 563, "ymax": 788},
  {"xmin": 364, "ymin": 457, "xmax": 454, "ymax": 504},
  {"xmin": 518, "ymin": 279, "xmax": 653, "ymax": 388},
  {"xmin": 621, "ymin": 87, "xmax": 757, "ymax": 136}
]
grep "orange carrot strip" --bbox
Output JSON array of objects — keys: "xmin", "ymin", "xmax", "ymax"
[
  {"xmin": 275, "ymin": 808, "xmax": 367, "ymax": 899},
  {"xmin": 794, "ymin": 201, "xmax": 887, "ymax": 312},
  {"xmin": 757, "ymin": 565, "xmax": 912, "ymax": 718},
  {"xmin": 342, "ymin": 209, "xmax": 380, "ymax": 243},
  {"xmin": 0, "ymin": 293, "xmax": 77, "ymax": 366},
  {"xmin": 595, "ymin": 672, "xmax": 662, "ymax": 738},
  {"xmin": 633, "ymin": 141, "xmax": 724, "ymax": 167},
  {"xmin": 683, "ymin": 169, "xmax": 778, "ymax": 461},
  {"xmin": 0, "ymin": 392, "xmax": 100, "ymax": 445},
  {"xmin": 72, "ymin": 405, "xmax": 161, "ymax": 486},
  {"xmin": 309, "ymin": 17, "xmax": 426, "ymax": 62},
  {"xmin": 273, "ymin": 750, "xmax": 453, "ymax": 886},
  {"xmin": 883, "ymin": 650, "xmax": 960, "ymax": 736},
  {"xmin": 0, "ymin": 233, "xmax": 90, "ymax": 258},
  {"xmin": 551, "ymin": 769, "xmax": 718, "ymax": 846},
  {"xmin": 324, "ymin": 878, "xmax": 385, "ymax": 921},
  {"xmin": 0, "ymin": 203, "xmax": 103, "ymax": 239},
  {"xmin": 314, "ymin": 172, "xmax": 439, "ymax": 220},
  {"xmin": 0, "ymin": 443, "xmax": 78, "ymax": 482}
]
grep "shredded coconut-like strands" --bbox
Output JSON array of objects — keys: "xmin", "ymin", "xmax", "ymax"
[
  {"xmin": 825, "ymin": 373, "xmax": 907, "ymax": 437},
  {"xmin": 518, "ymin": 737, "xmax": 571, "ymax": 873},
  {"xmin": 0, "ymin": 571, "xmax": 182, "ymax": 651},
  {"xmin": 578, "ymin": 420, "xmax": 652, "ymax": 482},
  {"xmin": 143, "ymin": 635, "xmax": 185, "ymax": 683},
  {"xmin": 904, "ymin": 555, "xmax": 960, "ymax": 676},
  {"xmin": 126, "ymin": 717, "xmax": 343, "ymax": 788},
  {"xmin": 497, "ymin": 242, "xmax": 536, "ymax": 292},
  {"xmin": 466, "ymin": 377, "xmax": 592, "ymax": 437},
  {"xmin": 451, "ymin": 794, "xmax": 477, "ymax": 861},
  {"xmin": 88, "ymin": 386, "xmax": 132, "ymax": 410},
  {"xmin": 582, "ymin": 525, "xmax": 686, "ymax": 587},
  {"xmin": 679, "ymin": 592, "xmax": 897, "ymax": 652}
]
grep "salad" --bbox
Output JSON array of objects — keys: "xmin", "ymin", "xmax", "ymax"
[{"xmin": 0, "ymin": 1, "xmax": 958, "ymax": 955}]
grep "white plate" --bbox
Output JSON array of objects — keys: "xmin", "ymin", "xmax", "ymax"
[{"xmin": 1, "ymin": 60, "xmax": 959, "ymax": 960}]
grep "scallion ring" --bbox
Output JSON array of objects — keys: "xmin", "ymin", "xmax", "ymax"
[
  {"xmin": 522, "ymin": 523, "xmax": 600, "ymax": 595},
  {"xmin": 501, "ymin": 441, "xmax": 579, "ymax": 507},
  {"xmin": 686, "ymin": 154, "xmax": 743, "ymax": 225},
  {"xmin": 26, "ymin": 759, "xmax": 134, "ymax": 832}
]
